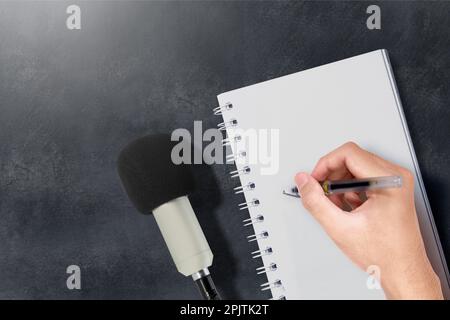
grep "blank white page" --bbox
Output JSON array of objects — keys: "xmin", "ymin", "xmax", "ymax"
[{"xmin": 217, "ymin": 50, "xmax": 449, "ymax": 299}]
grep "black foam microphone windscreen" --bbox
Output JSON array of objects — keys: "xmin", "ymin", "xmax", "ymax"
[
  {"xmin": 117, "ymin": 134, "xmax": 195, "ymax": 214},
  {"xmin": 117, "ymin": 133, "xmax": 220, "ymax": 300}
]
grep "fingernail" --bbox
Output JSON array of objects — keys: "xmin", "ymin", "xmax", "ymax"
[{"xmin": 295, "ymin": 172, "xmax": 309, "ymax": 189}]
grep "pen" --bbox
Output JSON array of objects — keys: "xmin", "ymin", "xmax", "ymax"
[{"xmin": 283, "ymin": 176, "xmax": 403, "ymax": 198}]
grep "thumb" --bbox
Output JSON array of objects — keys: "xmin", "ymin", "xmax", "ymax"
[{"xmin": 295, "ymin": 172, "xmax": 345, "ymax": 230}]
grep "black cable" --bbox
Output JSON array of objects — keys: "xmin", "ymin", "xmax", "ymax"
[{"xmin": 194, "ymin": 274, "xmax": 221, "ymax": 300}]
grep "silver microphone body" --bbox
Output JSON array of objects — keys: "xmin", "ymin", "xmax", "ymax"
[
  {"xmin": 153, "ymin": 196, "xmax": 220, "ymax": 299},
  {"xmin": 153, "ymin": 195, "xmax": 213, "ymax": 276}
]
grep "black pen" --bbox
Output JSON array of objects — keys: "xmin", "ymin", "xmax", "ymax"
[{"xmin": 283, "ymin": 176, "xmax": 402, "ymax": 198}]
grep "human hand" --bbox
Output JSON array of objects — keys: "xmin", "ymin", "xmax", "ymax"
[{"xmin": 295, "ymin": 142, "xmax": 443, "ymax": 299}]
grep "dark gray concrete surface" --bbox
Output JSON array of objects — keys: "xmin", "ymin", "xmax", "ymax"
[{"xmin": 0, "ymin": 1, "xmax": 448, "ymax": 299}]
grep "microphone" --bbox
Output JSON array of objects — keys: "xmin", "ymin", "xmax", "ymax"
[{"xmin": 117, "ymin": 133, "xmax": 221, "ymax": 300}]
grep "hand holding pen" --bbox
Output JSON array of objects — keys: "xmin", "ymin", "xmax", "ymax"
[{"xmin": 293, "ymin": 142, "xmax": 442, "ymax": 300}]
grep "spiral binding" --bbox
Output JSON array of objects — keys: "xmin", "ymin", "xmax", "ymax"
[
  {"xmin": 256, "ymin": 263, "xmax": 277, "ymax": 275},
  {"xmin": 229, "ymin": 166, "xmax": 250, "ymax": 178},
  {"xmin": 238, "ymin": 198, "xmax": 260, "ymax": 210},
  {"xmin": 234, "ymin": 182, "xmax": 255, "ymax": 194},
  {"xmin": 213, "ymin": 102, "xmax": 233, "ymax": 115},
  {"xmin": 247, "ymin": 230, "xmax": 268, "ymax": 242},
  {"xmin": 222, "ymin": 135, "xmax": 242, "ymax": 147},
  {"xmin": 243, "ymin": 214, "xmax": 264, "ymax": 226},
  {"xmin": 261, "ymin": 279, "xmax": 282, "ymax": 291},
  {"xmin": 217, "ymin": 118, "xmax": 238, "ymax": 131},
  {"xmin": 251, "ymin": 246, "xmax": 273, "ymax": 258},
  {"xmin": 226, "ymin": 150, "xmax": 247, "ymax": 163},
  {"xmin": 213, "ymin": 102, "xmax": 284, "ymax": 299}
]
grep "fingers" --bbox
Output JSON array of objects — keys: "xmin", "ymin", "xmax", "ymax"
[
  {"xmin": 328, "ymin": 194, "xmax": 347, "ymax": 210},
  {"xmin": 323, "ymin": 169, "xmax": 353, "ymax": 209},
  {"xmin": 311, "ymin": 142, "xmax": 397, "ymax": 181},
  {"xmin": 310, "ymin": 141, "xmax": 414, "ymax": 203},
  {"xmin": 343, "ymin": 192, "xmax": 363, "ymax": 210},
  {"xmin": 295, "ymin": 172, "xmax": 348, "ymax": 231}
]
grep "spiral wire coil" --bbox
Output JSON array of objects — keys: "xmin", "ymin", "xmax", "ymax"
[{"xmin": 214, "ymin": 102, "xmax": 284, "ymax": 299}]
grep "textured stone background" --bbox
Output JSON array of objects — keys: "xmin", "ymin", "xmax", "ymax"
[{"xmin": 0, "ymin": 1, "xmax": 448, "ymax": 299}]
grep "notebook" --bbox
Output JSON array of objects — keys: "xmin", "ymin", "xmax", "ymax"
[{"xmin": 215, "ymin": 49, "xmax": 450, "ymax": 299}]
